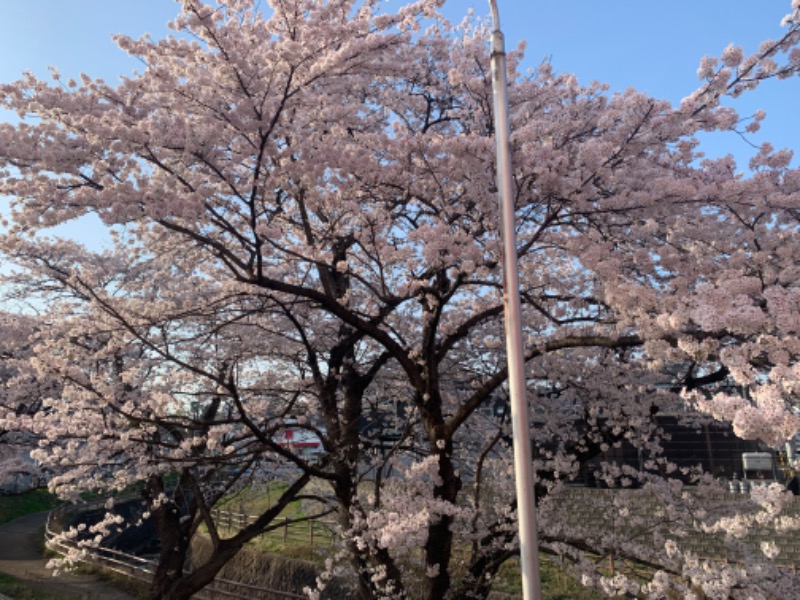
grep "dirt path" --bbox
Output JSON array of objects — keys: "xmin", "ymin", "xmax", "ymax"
[{"xmin": 0, "ymin": 511, "xmax": 138, "ymax": 599}]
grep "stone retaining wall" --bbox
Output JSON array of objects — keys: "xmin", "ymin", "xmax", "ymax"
[
  {"xmin": 547, "ymin": 487, "xmax": 800, "ymax": 567},
  {"xmin": 190, "ymin": 535, "xmax": 349, "ymax": 599}
]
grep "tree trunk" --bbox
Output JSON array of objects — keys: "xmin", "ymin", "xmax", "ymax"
[
  {"xmin": 424, "ymin": 439, "xmax": 462, "ymax": 600},
  {"xmin": 147, "ymin": 471, "xmax": 311, "ymax": 599},
  {"xmin": 147, "ymin": 493, "xmax": 190, "ymax": 600}
]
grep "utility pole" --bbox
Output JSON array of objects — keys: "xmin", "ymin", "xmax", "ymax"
[{"xmin": 487, "ymin": 2, "xmax": 543, "ymax": 599}]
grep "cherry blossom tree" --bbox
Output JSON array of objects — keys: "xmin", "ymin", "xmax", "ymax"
[
  {"xmin": 0, "ymin": 311, "xmax": 55, "ymax": 492},
  {"xmin": 0, "ymin": 239, "xmax": 340, "ymax": 599},
  {"xmin": 2, "ymin": 0, "xmax": 800, "ymax": 598}
]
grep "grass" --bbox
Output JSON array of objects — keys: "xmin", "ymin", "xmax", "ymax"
[
  {"xmin": 213, "ymin": 482, "xmax": 336, "ymax": 559},
  {"xmin": 539, "ymin": 558, "xmax": 608, "ymax": 600},
  {"xmin": 0, "ymin": 562, "xmax": 149, "ymax": 600},
  {"xmin": 217, "ymin": 481, "xmax": 300, "ymax": 515},
  {"xmin": 0, "ymin": 572, "xmax": 68, "ymax": 600},
  {"xmin": 212, "ymin": 484, "xmax": 607, "ymax": 597},
  {"xmin": 0, "ymin": 489, "xmax": 60, "ymax": 526},
  {"xmin": 74, "ymin": 564, "xmax": 149, "ymax": 599},
  {"xmin": 0, "ymin": 485, "xmax": 602, "ymax": 600}
]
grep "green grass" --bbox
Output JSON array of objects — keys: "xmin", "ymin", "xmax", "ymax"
[
  {"xmin": 213, "ymin": 485, "xmax": 606, "ymax": 597},
  {"xmin": 0, "ymin": 489, "xmax": 61, "ymax": 525},
  {"xmin": 458, "ymin": 556, "xmax": 608, "ymax": 600},
  {"xmin": 0, "ymin": 571, "xmax": 69, "ymax": 600},
  {"xmin": 0, "ymin": 566, "xmax": 148, "ymax": 600},
  {"xmin": 540, "ymin": 558, "xmax": 608, "ymax": 600},
  {"xmin": 217, "ymin": 482, "xmax": 301, "ymax": 516},
  {"xmin": 74, "ymin": 564, "xmax": 149, "ymax": 599},
  {"xmin": 212, "ymin": 483, "xmax": 336, "ymax": 559},
  {"xmin": 0, "ymin": 487, "xmax": 603, "ymax": 599}
]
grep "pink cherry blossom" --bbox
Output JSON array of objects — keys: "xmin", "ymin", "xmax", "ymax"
[{"xmin": 1, "ymin": 1, "xmax": 800, "ymax": 599}]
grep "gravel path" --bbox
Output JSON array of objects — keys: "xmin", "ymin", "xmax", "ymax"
[{"xmin": 0, "ymin": 511, "xmax": 138, "ymax": 599}]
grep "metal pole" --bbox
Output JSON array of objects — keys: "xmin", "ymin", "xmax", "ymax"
[{"xmin": 487, "ymin": 2, "xmax": 543, "ymax": 600}]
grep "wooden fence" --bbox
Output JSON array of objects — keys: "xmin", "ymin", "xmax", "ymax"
[{"xmin": 210, "ymin": 508, "xmax": 336, "ymax": 552}]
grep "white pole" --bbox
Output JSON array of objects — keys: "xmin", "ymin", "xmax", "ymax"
[{"xmin": 487, "ymin": 3, "xmax": 543, "ymax": 600}]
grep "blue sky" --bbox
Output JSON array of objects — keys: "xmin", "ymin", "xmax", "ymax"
[{"xmin": 0, "ymin": 0, "xmax": 797, "ymax": 169}]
